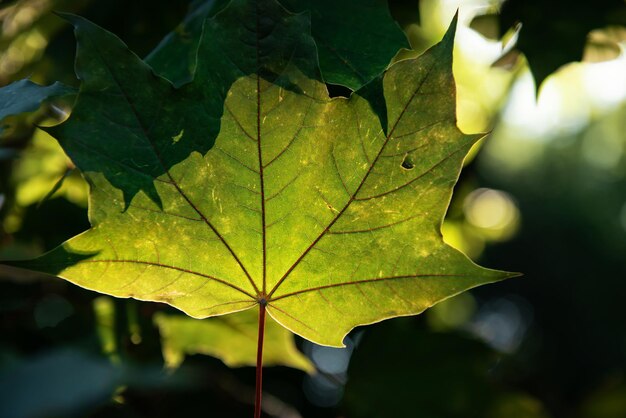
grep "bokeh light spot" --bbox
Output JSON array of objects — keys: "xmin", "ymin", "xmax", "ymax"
[{"xmin": 463, "ymin": 188, "xmax": 520, "ymax": 240}]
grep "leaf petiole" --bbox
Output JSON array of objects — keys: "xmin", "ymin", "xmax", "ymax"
[{"xmin": 254, "ymin": 299, "xmax": 267, "ymax": 418}]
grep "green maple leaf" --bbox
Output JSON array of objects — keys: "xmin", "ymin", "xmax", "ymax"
[
  {"xmin": 499, "ymin": 0, "xmax": 626, "ymax": 88},
  {"xmin": 154, "ymin": 310, "xmax": 313, "ymax": 372},
  {"xmin": 279, "ymin": 0, "xmax": 407, "ymax": 90},
  {"xmin": 0, "ymin": 79, "xmax": 74, "ymax": 135},
  {"xmin": 146, "ymin": 0, "xmax": 408, "ymax": 90},
  {"xmin": 3, "ymin": 0, "xmax": 514, "ymax": 347}
]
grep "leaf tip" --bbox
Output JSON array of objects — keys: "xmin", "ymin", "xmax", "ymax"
[
  {"xmin": 505, "ymin": 271, "xmax": 524, "ymax": 280},
  {"xmin": 441, "ymin": 10, "xmax": 460, "ymax": 48},
  {"xmin": 52, "ymin": 11, "xmax": 83, "ymax": 26},
  {"xmin": 487, "ymin": 268, "xmax": 523, "ymax": 284},
  {"xmin": 467, "ymin": 131, "xmax": 490, "ymax": 145}
]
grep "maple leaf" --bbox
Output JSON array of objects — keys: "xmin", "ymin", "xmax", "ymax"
[
  {"xmin": 0, "ymin": 80, "xmax": 74, "ymax": 135},
  {"xmin": 146, "ymin": 0, "xmax": 408, "ymax": 90},
  {"xmin": 155, "ymin": 310, "xmax": 313, "ymax": 372},
  {"xmin": 499, "ymin": 0, "xmax": 626, "ymax": 88},
  {"xmin": 3, "ymin": 0, "xmax": 514, "ymax": 347}
]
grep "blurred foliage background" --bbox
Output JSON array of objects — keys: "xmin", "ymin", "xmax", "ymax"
[{"xmin": 1, "ymin": 0, "xmax": 626, "ymax": 417}]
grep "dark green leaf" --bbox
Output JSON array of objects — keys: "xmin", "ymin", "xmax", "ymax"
[
  {"xmin": 499, "ymin": 0, "xmax": 626, "ymax": 87},
  {"xmin": 144, "ymin": 0, "xmax": 229, "ymax": 86},
  {"xmin": 147, "ymin": 0, "xmax": 408, "ymax": 90},
  {"xmin": 0, "ymin": 80, "xmax": 74, "ymax": 133},
  {"xmin": 280, "ymin": 0, "xmax": 409, "ymax": 90}
]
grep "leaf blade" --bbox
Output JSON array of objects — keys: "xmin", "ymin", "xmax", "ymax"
[
  {"xmin": 3, "ymin": 1, "xmax": 515, "ymax": 348},
  {"xmin": 154, "ymin": 309, "xmax": 314, "ymax": 372},
  {"xmin": 0, "ymin": 80, "xmax": 74, "ymax": 134},
  {"xmin": 147, "ymin": 0, "xmax": 408, "ymax": 90}
]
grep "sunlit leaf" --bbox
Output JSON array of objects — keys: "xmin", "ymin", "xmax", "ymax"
[
  {"xmin": 155, "ymin": 310, "xmax": 313, "ymax": 372},
  {"xmin": 3, "ymin": 0, "xmax": 513, "ymax": 347},
  {"xmin": 12, "ymin": 129, "xmax": 87, "ymax": 208},
  {"xmin": 583, "ymin": 26, "xmax": 626, "ymax": 63}
]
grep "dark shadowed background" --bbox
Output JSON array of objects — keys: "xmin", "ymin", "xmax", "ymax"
[{"xmin": 1, "ymin": 0, "xmax": 626, "ymax": 417}]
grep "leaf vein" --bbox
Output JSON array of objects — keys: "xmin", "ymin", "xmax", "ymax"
[
  {"xmin": 328, "ymin": 213, "xmax": 420, "ymax": 234},
  {"xmin": 82, "ymin": 259, "xmax": 257, "ymax": 299},
  {"xmin": 270, "ymin": 274, "xmax": 469, "ymax": 301}
]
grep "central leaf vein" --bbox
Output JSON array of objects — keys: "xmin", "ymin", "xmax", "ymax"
[{"xmin": 255, "ymin": 3, "xmax": 268, "ymax": 296}]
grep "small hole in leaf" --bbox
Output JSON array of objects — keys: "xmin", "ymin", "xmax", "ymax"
[
  {"xmin": 326, "ymin": 83, "xmax": 353, "ymax": 98},
  {"xmin": 401, "ymin": 155, "xmax": 415, "ymax": 170}
]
